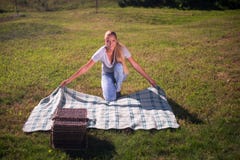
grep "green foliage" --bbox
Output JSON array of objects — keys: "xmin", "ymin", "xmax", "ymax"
[{"xmin": 118, "ymin": 0, "xmax": 240, "ymax": 9}]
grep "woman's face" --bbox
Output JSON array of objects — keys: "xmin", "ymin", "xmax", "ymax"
[{"xmin": 105, "ymin": 35, "xmax": 117, "ymax": 51}]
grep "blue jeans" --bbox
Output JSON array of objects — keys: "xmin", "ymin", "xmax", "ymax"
[{"xmin": 101, "ymin": 63, "xmax": 127, "ymax": 101}]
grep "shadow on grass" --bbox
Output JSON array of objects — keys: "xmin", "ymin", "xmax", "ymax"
[
  {"xmin": 168, "ymin": 98, "xmax": 203, "ymax": 124},
  {"xmin": 64, "ymin": 135, "xmax": 116, "ymax": 160}
]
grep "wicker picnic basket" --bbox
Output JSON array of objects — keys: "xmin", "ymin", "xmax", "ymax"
[{"xmin": 51, "ymin": 108, "xmax": 88, "ymax": 150}]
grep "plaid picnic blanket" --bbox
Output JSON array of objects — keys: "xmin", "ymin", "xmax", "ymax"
[{"xmin": 23, "ymin": 86, "xmax": 179, "ymax": 132}]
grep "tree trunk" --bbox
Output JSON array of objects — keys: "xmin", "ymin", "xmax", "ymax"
[
  {"xmin": 96, "ymin": 0, "xmax": 98, "ymax": 13},
  {"xmin": 14, "ymin": 0, "xmax": 19, "ymax": 16}
]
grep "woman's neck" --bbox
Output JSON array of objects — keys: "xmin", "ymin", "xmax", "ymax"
[
  {"xmin": 106, "ymin": 48, "xmax": 113, "ymax": 55},
  {"xmin": 106, "ymin": 48, "xmax": 115, "ymax": 64}
]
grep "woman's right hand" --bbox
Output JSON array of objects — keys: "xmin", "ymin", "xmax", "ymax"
[{"xmin": 60, "ymin": 79, "xmax": 69, "ymax": 87}]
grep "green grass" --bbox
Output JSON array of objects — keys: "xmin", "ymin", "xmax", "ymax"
[{"xmin": 0, "ymin": 4, "xmax": 240, "ymax": 160}]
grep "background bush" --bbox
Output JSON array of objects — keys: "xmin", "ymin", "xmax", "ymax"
[{"xmin": 118, "ymin": 0, "xmax": 240, "ymax": 9}]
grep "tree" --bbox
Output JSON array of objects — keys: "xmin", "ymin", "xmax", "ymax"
[
  {"xmin": 14, "ymin": 0, "xmax": 19, "ymax": 15},
  {"xmin": 96, "ymin": 0, "xmax": 99, "ymax": 13}
]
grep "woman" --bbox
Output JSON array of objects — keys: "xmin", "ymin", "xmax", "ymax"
[{"xmin": 60, "ymin": 31, "xmax": 156, "ymax": 101}]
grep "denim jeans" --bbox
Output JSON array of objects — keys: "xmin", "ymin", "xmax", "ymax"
[{"xmin": 101, "ymin": 63, "xmax": 127, "ymax": 101}]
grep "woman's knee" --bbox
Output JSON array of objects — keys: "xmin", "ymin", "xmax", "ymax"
[
  {"xmin": 102, "ymin": 84, "xmax": 116, "ymax": 101},
  {"xmin": 101, "ymin": 74, "xmax": 117, "ymax": 101},
  {"xmin": 103, "ymin": 92, "xmax": 116, "ymax": 101}
]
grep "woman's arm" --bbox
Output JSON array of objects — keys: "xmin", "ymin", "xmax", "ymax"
[
  {"xmin": 127, "ymin": 57, "xmax": 157, "ymax": 87},
  {"xmin": 60, "ymin": 59, "xmax": 95, "ymax": 87}
]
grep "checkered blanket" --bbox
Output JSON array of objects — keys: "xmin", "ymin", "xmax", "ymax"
[{"xmin": 23, "ymin": 86, "xmax": 179, "ymax": 132}]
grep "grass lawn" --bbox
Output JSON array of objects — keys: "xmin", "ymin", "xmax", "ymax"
[{"xmin": 0, "ymin": 3, "xmax": 240, "ymax": 160}]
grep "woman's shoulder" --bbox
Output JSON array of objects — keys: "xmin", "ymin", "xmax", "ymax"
[
  {"xmin": 93, "ymin": 45, "xmax": 106, "ymax": 55},
  {"xmin": 91, "ymin": 45, "xmax": 106, "ymax": 61},
  {"xmin": 120, "ymin": 44, "xmax": 128, "ymax": 51},
  {"xmin": 97, "ymin": 45, "xmax": 106, "ymax": 53},
  {"xmin": 121, "ymin": 45, "xmax": 131, "ymax": 57}
]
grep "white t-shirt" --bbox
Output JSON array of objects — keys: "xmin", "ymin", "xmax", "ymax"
[{"xmin": 91, "ymin": 45, "xmax": 131, "ymax": 73}]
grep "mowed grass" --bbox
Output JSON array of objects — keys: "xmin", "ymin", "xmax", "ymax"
[{"xmin": 0, "ymin": 5, "xmax": 240, "ymax": 160}]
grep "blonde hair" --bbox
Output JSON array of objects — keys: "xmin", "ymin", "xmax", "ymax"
[{"xmin": 104, "ymin": 31, "xmax": 129, "ymax": 75}]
